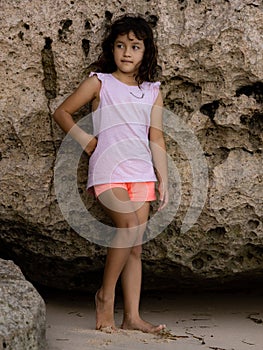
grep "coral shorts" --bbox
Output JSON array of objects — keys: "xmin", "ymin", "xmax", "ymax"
[{"xmin": 93, "ymin": 182, "xmax": 156, "ymax": 202}]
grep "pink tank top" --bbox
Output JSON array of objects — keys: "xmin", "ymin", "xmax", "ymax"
[{"xmin": 87, "ymin": 72, "xmax": 160, "ymax": 189}]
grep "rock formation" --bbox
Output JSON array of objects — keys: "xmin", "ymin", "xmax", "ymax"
[
  {"xmin": 0, "ymin": 259, "xmax": 46, "ymax": 349},
  {"xmin": 0, "ymin": 0, "xmax": 262, "ymax": 291}
]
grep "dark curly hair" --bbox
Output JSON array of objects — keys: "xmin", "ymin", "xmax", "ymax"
[{"xmin": 92, "ymin": 14, "xmax": 160, "ymax": 85}]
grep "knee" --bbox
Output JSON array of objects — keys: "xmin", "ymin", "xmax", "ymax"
[
  {"xmin": 122, "ymin": 214, "xmax": 140, "ymax": 230},
  {"xmin": 130, "ymin": 245, "xmax": 142, "ymax": 258},
  {"xmin": 113, "ymin": 212, "xmax": 147, "ymax": 247}
]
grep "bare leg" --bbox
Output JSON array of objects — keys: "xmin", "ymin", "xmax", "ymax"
[
  {"xmin": 95, "ymin": 247, "xmax": 131, "ymax": 331},
  {"xmin": 95, "ymin": 188, "xmax": 141, "ymax": 331},
  {"xmin": 121, "ymin": 202, "xmax": 166, "ymax": 333}
]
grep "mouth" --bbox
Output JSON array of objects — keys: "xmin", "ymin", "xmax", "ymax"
[{"xmin": 121, "ymin": 60, "xmax": 133, "ymax": 63}]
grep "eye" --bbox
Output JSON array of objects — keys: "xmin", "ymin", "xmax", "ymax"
[
  {"xmin": 116, "ymin": 43, "xmax": 124, "ymax": 49},
  {"xmin": 133, "ymin": 45, "xmax": 140, "ymax": 50}
]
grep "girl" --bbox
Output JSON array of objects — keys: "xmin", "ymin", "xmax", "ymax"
[{"xmin": 53, "ymin": 14, "xmax": 168, "ymax": 333}]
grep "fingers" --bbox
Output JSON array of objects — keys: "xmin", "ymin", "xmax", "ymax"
[
  {"xmin": 158, "ymin": 191, "xmax": 169, "ymax": 211},
  {"xmin": 85, "ymin": 137, "xmax": 97, "ymax": 156},
  {"xmin": 85, "ymin": 147, "xmax": 93, "ymax": 156}
]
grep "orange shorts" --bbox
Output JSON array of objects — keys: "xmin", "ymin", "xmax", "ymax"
[{"xmin": 93, "ymin": 182, "xmax": 156, "ymax": 202}]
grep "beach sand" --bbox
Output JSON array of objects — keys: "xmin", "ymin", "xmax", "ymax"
[{"xmin": 43, "ymin": 289, "xmax": 263, "ymax": 350}]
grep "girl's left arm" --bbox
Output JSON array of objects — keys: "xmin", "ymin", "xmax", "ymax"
[{"xmin": 149, "ymin": 91, "xmax": 169, "ymax": 210}]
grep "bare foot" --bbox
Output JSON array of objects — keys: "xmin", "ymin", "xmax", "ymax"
[
  {"xmin": 121, "ymin": 316, "xmax": 166, "ymax": 334},
  {"xmin": 95, "ymin": 289, "xmax": 117, "ymax": 332}
]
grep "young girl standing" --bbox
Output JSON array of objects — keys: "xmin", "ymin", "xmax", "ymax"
[{"xmin": 54, "ymin": 14, "xmax": 168, "ymax": 333}]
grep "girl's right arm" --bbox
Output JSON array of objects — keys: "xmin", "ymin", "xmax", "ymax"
[{"xmin": 53, "ymin": 76, "xmax": 101, "ymax": 155}]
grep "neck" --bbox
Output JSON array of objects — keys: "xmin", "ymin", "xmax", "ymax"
[{"xmin": 112, "ymin": 71, "xmax": 138, "ymax": 86}]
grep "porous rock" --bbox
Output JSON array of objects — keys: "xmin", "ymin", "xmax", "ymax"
[
  {"xmin": 0, "ymin": 0, "xmax": 262, "ymax": 291},
  {"xmin": 0, "ymin": 259, "xmax": 46, "ymax": 350}
]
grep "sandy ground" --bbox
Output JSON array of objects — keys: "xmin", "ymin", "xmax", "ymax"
[{"xmin": 43, "ymin": 289, "xmax": 263, "ymax": 350}]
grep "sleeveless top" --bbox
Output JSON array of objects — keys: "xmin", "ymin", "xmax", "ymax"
[{"xmin": 87, "ymin": 72, "xmax": 160, "ymax": 189}]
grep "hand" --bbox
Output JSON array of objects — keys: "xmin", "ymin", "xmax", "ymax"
[
  {"xmin": 84, "ymin": 136, "xmax": 97, "ymax": 156},
  {"xmin": 158, "ymin": 182, "xmax": 169, "ymax": 211}
]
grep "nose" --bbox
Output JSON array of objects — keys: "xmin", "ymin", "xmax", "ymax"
[{"xmin": 123, "ymin": 47, "xmax": 131, "ymax": 57}]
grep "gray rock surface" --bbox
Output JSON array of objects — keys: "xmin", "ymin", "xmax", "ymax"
[
  {"xmin": 0, "ymin": 0, "xmax": 262, "ymax": 291},
  {"xmin": 0, "ymin": 259, "xmax": 46, "ymax": 350}
]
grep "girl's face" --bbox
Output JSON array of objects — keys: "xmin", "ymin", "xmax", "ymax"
[{"xmin": 113, "ymin": 31, "xmax": 145, "ymax": 76}]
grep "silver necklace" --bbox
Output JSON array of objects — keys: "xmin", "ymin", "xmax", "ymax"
[{"xmin": 129, "ymin": 90, "xmax": 145, "ymax": 99}]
